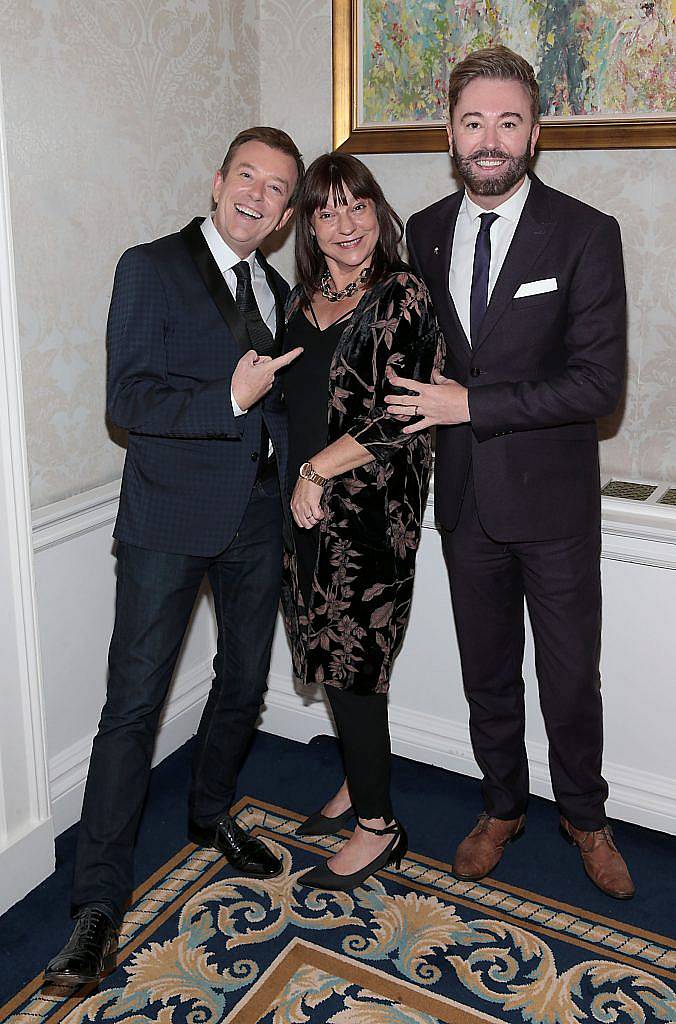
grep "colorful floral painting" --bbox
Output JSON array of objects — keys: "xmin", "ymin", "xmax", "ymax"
[{"xmin": 360, "ymin": 0, "xmax": 675, "ymax": 126}]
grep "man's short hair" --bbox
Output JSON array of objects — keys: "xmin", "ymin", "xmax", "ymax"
[
  {"xmin": 219, "ymin": 127, "xmax": 305, "ymax": 206},
  {"xmin": 448, "ymin": 46, "xmax": 540, "ymax": 125}
]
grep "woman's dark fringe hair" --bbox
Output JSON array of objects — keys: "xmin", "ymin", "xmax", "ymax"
[{"xmin": 294, "ymin": 153, "xmax": 403, "ymax": 306}]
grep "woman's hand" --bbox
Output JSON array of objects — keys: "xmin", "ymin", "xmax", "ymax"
[{"xmin": 291, "ymin": 477, "xmax": 325, "ymax": 529}]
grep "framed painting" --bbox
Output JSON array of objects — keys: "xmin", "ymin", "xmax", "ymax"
[{"xmin": 333, "ymin": 0, "xmax": 676, "ymax": 152}]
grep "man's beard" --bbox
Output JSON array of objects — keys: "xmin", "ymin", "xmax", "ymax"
[{"xmin": 453, "ymin": 145, "xmax": 531, "ymax": 197}]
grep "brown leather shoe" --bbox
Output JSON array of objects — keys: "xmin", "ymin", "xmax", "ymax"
[
  {"xmin": 453, "ymin": 813, "xmax": 526, "ymax": 881},
  {"xmin": 560, "ymin": 817, "xmax": 635, "ymax": 899}
]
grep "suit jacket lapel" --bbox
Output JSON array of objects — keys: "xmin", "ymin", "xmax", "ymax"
[
  {"xmin": 427, "ymin": 193, "xmax": 471, "ymax": 353},
  {"xmin": 179, "ymin": 217, "xmax": 251, "ymax": 356},
  {"xmin": 474, "ymin": 175, "xmax": 556, "ymax": 351},
  {"xmin": 255, "ymin": 248, "xmax": 284, "ymax": 350}
]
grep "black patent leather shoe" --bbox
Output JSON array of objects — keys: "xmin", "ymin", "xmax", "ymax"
[
  {"xmin": 188, "ymin": 814, "xmax": 283, "ymax": 878},
  {"xmin": 296, "ymin": 804, "xmax": 355, "ymax": 836},
  {"xmin": 44, "ymin": 908, "xmax": 118, "ymax": 986},
  {"xmin": 298, "ymin": 819, "xmax": 408, "ymax": 892}
]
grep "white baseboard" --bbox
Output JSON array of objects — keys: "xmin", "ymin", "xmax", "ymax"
[
  {"xmin": 0, "ymin": 818, "xmax": 55, "ymax": 916},
  {"xmin": 259, "ymin": 672, "xmax": 676, "ymax": 836},
  {"xmin": 49, "ymin": 658, "xmax": 213, "ymax": 835},
  {"xmin": 49, "ymin": 659, "xmax": 676, "ymax": 838}
]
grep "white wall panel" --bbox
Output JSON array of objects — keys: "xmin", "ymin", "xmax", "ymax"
[
  {"xmin": 263, "ymin": 501, "xmax": 676, "ymax": 836},
  {"xmin": 33, "ymin": 481, "xmax": 676, "ymax": 842},
  {"xmin": 0, "ymin": 64, "xmax": 53, "ymax": 915},
  {"xmin": 33, "ymin": 483, "xmax": 215, "ymax": 835}
]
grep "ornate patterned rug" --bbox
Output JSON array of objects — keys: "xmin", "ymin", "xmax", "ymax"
[{"xmin": 3, "ymin": 798, "xmax": 675, "ymax": 1024}]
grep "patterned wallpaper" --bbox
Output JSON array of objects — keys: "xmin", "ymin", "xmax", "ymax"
[
  {"xmin": 259, "ymin": 0, "xmax": 676, "ymax": 485},
  {"xmin": 1, "ymin": 0, "xmax": 674, "ymax": 508},
  {"xmin": 0, "ymin": 0, "xmax": 259, "ymax": 508}
]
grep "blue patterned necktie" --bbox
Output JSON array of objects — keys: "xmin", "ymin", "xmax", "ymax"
[{"xmin": 469, "ymin": 212, "xmax": 499, "ymax": 346}]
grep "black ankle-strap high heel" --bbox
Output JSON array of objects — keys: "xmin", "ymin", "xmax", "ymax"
[
  {"xmin": 295, "ymin": 804, "xmax": 355, "ymax": 837},
  {"xmin": 297, "ymin": 819, "xmax": 408, "ymax": 891}
]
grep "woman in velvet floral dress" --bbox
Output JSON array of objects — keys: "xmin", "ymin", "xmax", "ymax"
[{"xmin": 282, "ymin": 153, "xmax": 444, "ymax": 890}]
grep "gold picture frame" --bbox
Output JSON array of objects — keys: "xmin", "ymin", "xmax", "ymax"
[{"xmin": 333, "ymin": 0, "xmax": 676, "ymax": 153}]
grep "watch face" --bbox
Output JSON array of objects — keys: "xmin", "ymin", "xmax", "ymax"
[{"xmin": 300, "ymin": 462, "xmax": 310, "ymax": 478}]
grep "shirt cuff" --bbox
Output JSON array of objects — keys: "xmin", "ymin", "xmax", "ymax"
[{"xmin": 231, "ymin": 388, "xmax": 246, "ymax": 417}]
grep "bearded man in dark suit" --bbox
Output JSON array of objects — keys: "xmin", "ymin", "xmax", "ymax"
[
  {"xmin": 46, "ymin": 127, "xmax": 304, "ymax": 986},
  {"xmin": 386, "ymin": 47, "xmax": 634, "ymax": 900}
]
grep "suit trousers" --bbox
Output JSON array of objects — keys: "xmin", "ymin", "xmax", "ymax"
[
  {"xmin": 441, "ymin": 468, "xmax": 608, "ymax": 831},
  {"xmin": 72, "ymin": 474, "xmax": 282, "ymax": 927}
]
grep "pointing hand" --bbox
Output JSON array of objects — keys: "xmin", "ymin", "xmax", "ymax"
[{"xmin": 232, "ymin": 346, "xmax": 303, "ymax": 411}]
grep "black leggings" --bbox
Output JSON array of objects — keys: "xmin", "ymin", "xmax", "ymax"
[{"xmin": 325, "ymin": 685, "xmax": 393, "ymax": 822}]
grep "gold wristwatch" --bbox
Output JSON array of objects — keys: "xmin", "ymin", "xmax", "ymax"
[{"xmin": 299, "ymin": 461, "xmax": 327, "ymax": 487}]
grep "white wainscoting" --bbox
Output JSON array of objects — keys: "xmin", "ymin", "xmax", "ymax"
[
  {"xmin": 262, "ymin": 485, "xmax": 676, "ymax": 836},
  {"xmin": 33, "ymin": 478, "xmax": 676, "ymax": 839},
  {"xmin": 33, "ymin": 481, "xmax": 216, "ymax": 836}
]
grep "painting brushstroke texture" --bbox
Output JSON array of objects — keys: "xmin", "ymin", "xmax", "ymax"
[{"xmin": 362, "ymin": 0, "xmax": 675, "ymax": 125}]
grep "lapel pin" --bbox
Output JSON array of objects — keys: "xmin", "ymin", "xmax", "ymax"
[{"xmin": 433, "ymin": 246, "xmax": 439, "ymax": 255}]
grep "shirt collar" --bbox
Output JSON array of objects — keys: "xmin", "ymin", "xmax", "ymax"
[
  {"xmin": 200, "ymin": 214, "xmax": 260, "ymax": 277},
  {"xmin": 462, "ymin": 175, "xmax": 531, "ymax": 225}
]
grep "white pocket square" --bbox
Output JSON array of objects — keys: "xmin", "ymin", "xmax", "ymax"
[{"xmin": 514, "ymin": 277, "xmax": 557, "ymax": 298}]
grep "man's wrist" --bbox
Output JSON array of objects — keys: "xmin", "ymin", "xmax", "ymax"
[{"xmin": 230, "ymin": 387, "xmax": 247, "ymax": 416}]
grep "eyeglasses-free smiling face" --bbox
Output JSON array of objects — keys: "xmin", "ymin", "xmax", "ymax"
[
  {"xmin": 448, "ymin": 77, "xmax": 540, "ymax": 208},
  {"xmin": 211, "ymin": 139, "xmax": 298, "ymax": 258},
  {"xmin": 311, "ymin": 187, "xmax": 380, "ymax": 286}
]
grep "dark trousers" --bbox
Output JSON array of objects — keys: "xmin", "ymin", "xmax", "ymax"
[
  {"xmin": 441, "ymin": 470, "xmax": 607, "ymax": 832},
  {"xmin": 72, "ymin": 476, "xmax": 282, "ymax": 926},
  {"xmin": 325, "ymin": 686, "xmax": 393, "ymax": 822}
]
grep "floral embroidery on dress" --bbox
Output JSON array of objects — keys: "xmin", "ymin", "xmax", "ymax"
[{"xmin": 282, "ymin": 269, "xmax": 445, "ymax": 694}]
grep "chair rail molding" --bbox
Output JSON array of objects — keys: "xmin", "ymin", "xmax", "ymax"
[
  {"xmin": 32, "ymin": 478, "xmax": 121, "ymax": 551},
  {"xmin": 424, "ymin": 473, "xmax": 676, "ymax": 570},
  {"xmin": 0, "ymin": 62, "xmax": 54, "ymax": 915}
]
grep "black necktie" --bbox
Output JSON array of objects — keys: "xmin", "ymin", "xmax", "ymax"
[
  {"xmin": 232, "ymin": 260, "xmax": 278, "ymax": 357},
  {"xmin": 469, "ymin": 212, "xmax": 499, "ymax": 346},
  {"xmin": 232, "ymin": 259, "xmax": 276, "ymax": 470}
]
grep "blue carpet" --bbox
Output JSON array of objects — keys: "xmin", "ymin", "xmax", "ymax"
[{"xmin": 1, "ymin": 731, "xmax": 674, "ymax": 1010}]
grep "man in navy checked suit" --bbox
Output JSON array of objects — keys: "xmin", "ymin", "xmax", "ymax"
[{"xmin": 46, "ymin": 127, "xmax": 305, "ymax": 986}]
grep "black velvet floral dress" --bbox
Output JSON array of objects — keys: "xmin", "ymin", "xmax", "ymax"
[{"xmin": 281, "ymin": 267, "xmax": 445, "ymax": 695}]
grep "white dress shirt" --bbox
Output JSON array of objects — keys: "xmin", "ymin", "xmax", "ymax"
[
  {"xmin": 201, "ymin": 214, "xmax": 277, "ymax": 417},
  {"xmin": 449, "ymin": 176, "xmax": 530, "ymax": 345}
]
